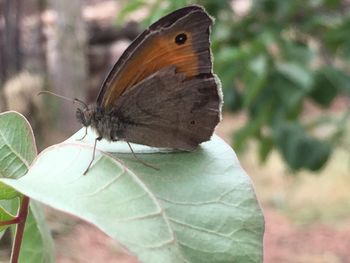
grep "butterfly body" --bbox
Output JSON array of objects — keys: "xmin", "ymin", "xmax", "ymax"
[
  {"xmin": 76, "ymin": 106, "xmax": 128, "ymax": 141},
  {"xmin": 76, "ymin": 5, "xmax": 223, "ymax": 160}
]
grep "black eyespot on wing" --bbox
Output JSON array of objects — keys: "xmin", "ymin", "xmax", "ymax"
[
  {"xmin": 175, "ymin": 33, "xmax": 187, "ymax": 45},
  {"xmin": 190, "ymin": 120, "xmax": 195, "ymax": 125}
]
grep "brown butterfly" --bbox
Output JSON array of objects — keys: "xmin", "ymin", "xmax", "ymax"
[{"xmin": 75, "ymin": 5, "xmax": 223, "ymax": 174}]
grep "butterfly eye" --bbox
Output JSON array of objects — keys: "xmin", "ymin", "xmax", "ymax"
[
  {"xmin": 175, "ymin": 33, "xmax": 187, "ymax": 45},
  {"xmin": 76, "ymin": 108, "xmax": 85, "ymax": 125},
  {"xmin": 76, "ymin": 108, "xmax": 92, "ymax": 127}
]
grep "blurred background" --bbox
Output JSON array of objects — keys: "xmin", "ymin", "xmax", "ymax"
[{"xmin": 1, "ymin": 0, "xmax": 350, "ymax": 262}]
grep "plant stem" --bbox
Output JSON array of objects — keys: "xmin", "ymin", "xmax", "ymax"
[
  {"xmin": 10, "ymin": 195, "xmax": 30, "ymax": 263},
  {"xmin": 0, "ymin": 217, "xmax": 22, "ymax": 227}
]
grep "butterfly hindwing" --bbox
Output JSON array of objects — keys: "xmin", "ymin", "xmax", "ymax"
[{"xmin": 112, "ymin": 66, "xmax": 221, "ymax": 150}]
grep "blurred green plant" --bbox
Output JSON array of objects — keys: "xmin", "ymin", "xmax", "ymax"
[{"xmin": 118, "ymin": 0, "xmax": 350, "ymax": 172}]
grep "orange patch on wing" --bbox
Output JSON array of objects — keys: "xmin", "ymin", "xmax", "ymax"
[{"xmin": 102, "ymin": 31, "xmax": 198, "ymax": 109}]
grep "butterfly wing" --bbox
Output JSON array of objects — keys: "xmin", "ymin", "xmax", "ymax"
[
  {"xmin": 112, "ymin": 66, "xmax": 222, "ymax": 150},
  {"xmin": 97, "ymin": 5, "xmax": 214, "ymax": 110}
]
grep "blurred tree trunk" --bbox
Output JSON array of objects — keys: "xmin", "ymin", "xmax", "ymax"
[
  {"xmin": 0, "ymin": 0, "xmax": 23, "ymax": 110},
  {"xmin": 0, "ymin": 2, "xmax": 5, "ymax": 85},
  {"xmin": 46, "ymin": 0, "xmax": 88, "ymax": 134},
  {"xmin": 22, "ymin": 0, "xmax": 46, "ymax": 76},
  {"xmin": 0, "ymin": 20, "xmax": 6, "ymax": 111},
  {"xmin": 2, "ymin": 0, "xmax": 22, "ymax": 78}
]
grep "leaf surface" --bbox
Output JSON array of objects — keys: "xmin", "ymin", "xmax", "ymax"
[{"xmin": 2, "ymin": 127, "xmax": 264, "ymax": 263}]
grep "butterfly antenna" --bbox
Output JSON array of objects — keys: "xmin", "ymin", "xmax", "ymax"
[{"xmin": 37, "ymin": 91, "xmax": 88, "ymax": 109}]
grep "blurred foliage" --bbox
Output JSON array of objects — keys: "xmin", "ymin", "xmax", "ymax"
[{"xmin": 118, "ymin": 0, "xmax": 350, "ymax": 172}]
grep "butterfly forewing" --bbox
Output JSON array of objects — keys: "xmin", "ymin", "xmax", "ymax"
[{"xmin": 97, "ymin": 6, "xmax": 213, "ymax": 110}]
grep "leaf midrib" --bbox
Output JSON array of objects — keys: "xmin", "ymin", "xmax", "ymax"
[{"xmin": 0, "ymin": 125, "xmax": 30, "ymax": 170}]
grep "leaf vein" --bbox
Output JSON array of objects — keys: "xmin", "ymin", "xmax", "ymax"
[
  {"xmin": 80, "ymin": 166, "xmax": 127, "ymax": 197},
  {"xmin": 0, "ymin": 130, "xmax": 29, "ymax": 168},
  {"xmin": 168, "ymin": 217, "xmax": 232, "ymax": 239}
]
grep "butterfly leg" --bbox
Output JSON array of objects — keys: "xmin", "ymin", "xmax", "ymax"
[
  {"xmin": 77, "ymin": 127, "xmax": 88, "ymax": 141},
  {"xmin": 83, "ymin": 136, "xmax": 102, "ymax": 175},
  {"xmin": 126, "ymin": 141, "xmax": 159, "ymax": 170}
]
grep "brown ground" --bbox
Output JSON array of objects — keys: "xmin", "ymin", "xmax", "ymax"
[
  {"xmin": 55, "ymin": 220, "xmax": 138, "ymax": 263},
  {"xmin": 264, "ymin": 209, "xmax": 350, "ymax": 263}
]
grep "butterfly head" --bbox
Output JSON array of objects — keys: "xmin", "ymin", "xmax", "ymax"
[{"xmin": 76, "ymin": 106, "xmax": 94, "ymax": 127}]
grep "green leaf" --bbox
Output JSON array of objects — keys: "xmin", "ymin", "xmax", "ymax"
[
  {"xmin": 234, "ymin": 100, "xmax": 273, "ymax": 152},
  {"xmin": 309, "ymin": 66, "xmax": 350, "ymax": 106},
  {"xmin": 324, "ymin": 0, "xmax": 341, "ymax": 8},
  {"xmin": 243, "ymin": 55, "xmax": 268, "ymax": 107},
  {"xmin": 274, "ymin": 122, "xmax": 331, "ymax": 171},
  {"xmin": 17, "ymin": 201, "xmax": 55, "ymax": 263},
  {"xmin": 281, "ymin": 41, "xmax": 314, "ymax": 66},
  {"xmin": 0, "ymin": 204, "xmax": 16, "ymax": 231},
  {"xmin": 0, "ymin": 111, "xmax": 55, "ymax": 261},
  {"xmin": 322, "ymin": 67, "xmax": 350, "ymax": 96},
  {"xmin": 5, "ymin": 199, "xmax": 55, "ymax": 263},
  {"xmin": 0, "ymin": 199, "xmax": 18, "ymax": 239},
  {"xmin": 0, "ymin": 182, "xmax": 21, "ymax": 200},
  {"xmin": 309, "ymin": 67, "xmax": 338, "ymax": 107},
  {"xmin": 222, "ymin": 86, "xmax": 242, "ymax": 112},
  {"xmin": 259, "ymin": 136, "xmax": 274, "ymax": 162},
  {"xmin": 0, "ymin": 111, "xmax": 37, "ymax": 179},
  {"xmin": 269, "ymin": 71, "xmax": 305, "ymax": 117},
  {"xmin": 276, "ymin": 62, "xmax": 313, "ymax": 91},
  {"xmin": 1, "ymin": 130, "xmax": 264, "ymax": 263}
]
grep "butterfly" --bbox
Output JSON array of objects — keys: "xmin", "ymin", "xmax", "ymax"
[{"xmin": 75, "ymin": 5, "xmax": 223, "ymax": 174}]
